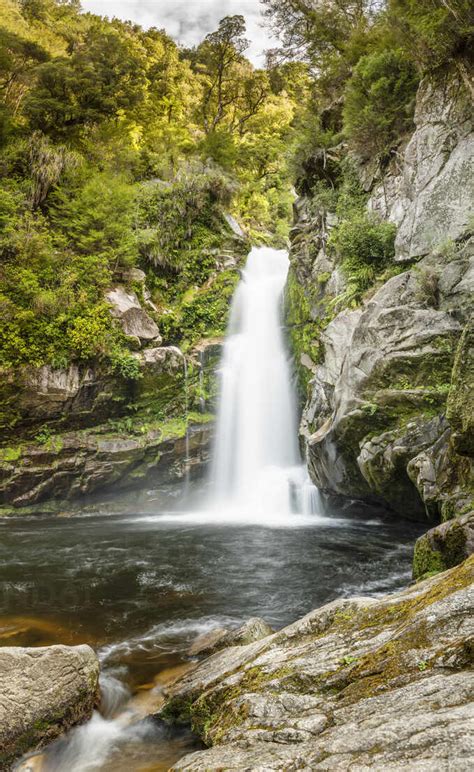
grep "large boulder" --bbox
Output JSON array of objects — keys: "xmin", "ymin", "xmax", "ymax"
[
  {"xmin": 0, "ymin": 644, "xmax": 99, "ymax": 767},
  {"xmin": 162, "ymin": 558, "xmax": 474, "ymax": 770},
  {"xmin": 106, "ymin": 287, "xmax": 161, "ymax": 344}
]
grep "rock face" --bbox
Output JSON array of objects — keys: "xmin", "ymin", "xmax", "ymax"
[
  {"xmin": 368, "ymin": 73, "xmax": 473, "ymax": 261},
  {"xmin": 0, "ymin": 644, "xmax": 99, "ymax": 767},
  {"xmin": 162, "ymin": 557, "xmax": 474, "ymax": 771},
  {"xmin": 288, "ymin": 71, "xmax": 474, "ymax": 525}
]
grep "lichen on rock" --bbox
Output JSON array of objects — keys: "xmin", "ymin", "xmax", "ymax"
[{"xmin": 162, "ymin": 557, "xmax": 474, "ymax": 770}]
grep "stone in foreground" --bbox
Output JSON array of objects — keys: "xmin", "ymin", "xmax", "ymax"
[
  {"xmin": 0, "ymin": 645, "xmax": 99, "ymax": 767},
  {"xmin": 188, "ymin": 617, "xmax": 275, "ymax": 658},
  {"xmin": 163, "ymin": 558, "xmax": 474, "ymax": 770}
]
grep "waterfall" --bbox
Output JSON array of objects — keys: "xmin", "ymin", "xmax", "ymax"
[{"xmin": 209, "ymin": 246, "xmax": 320, "ymax": 517}]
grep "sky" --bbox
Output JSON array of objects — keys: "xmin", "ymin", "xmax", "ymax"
[{"xmin": 81, "ymin": 1, "xmax": 277, "ymax": 65}]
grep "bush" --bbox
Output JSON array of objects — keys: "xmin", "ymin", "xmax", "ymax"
[
  {"xmin": 329, "ymin": 212, "xmax": 397, "ymax": 303},
  {"xmin": 343, "ymin": 49, "xmax": 419, "ymax": 160},
  {"xmin": 109, "ymin": 347, "xmax": 143, "ymax": 381}
]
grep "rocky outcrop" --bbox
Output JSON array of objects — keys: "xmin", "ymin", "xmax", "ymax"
[
  {"xmin": 0, "ymin": 363, "xmax": 127, "ymax": 434},
  {"xmin": 0, "ymin": 418, "xmax": 213, "ymax": 511},
  {"xmin": 413, "ymin": 511, "xmax": 474, "ymax": 580},
  {"xmin": 368, "ymin": 72, "xmax": 474, "ymax": 261},
  {"xmin": 0, "ymin": 343, "xmax": 215, "ymax": 512},
  {"xmin": 162, "ymin": 557, "xmax": 474, "ymax": 770},
  {"xmin": 0, "ymin": 644, "xmax": 99, "ymax": 768},
  {"xmin": 288, "ymin": 71, "xmax": 474, "ymax": 526}
]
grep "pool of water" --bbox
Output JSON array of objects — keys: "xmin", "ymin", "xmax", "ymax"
[{"xmin": 1, "ymin": 490, "xmax": 424, "ymax": 770}]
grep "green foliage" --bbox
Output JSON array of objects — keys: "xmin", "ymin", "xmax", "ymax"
[
  {"xmin": 50, "ymin": 171, "xmax": 138, "ymax": 270},
  {"xmin": 387, "ymin": 0, "xmax": 473, "ymax": 69},
  {"xmin": 343, "ymin": 49, "xmax": 418, "ymax": 159},
  {"xmin": 0, "ymin": 445, "xmax": 22, "ymax": 462},
  {"xmin": 0, "ymin": 0, "xmax": 307, "ymax": 373},
  {"xmin": 109, "ymin": 347, "xmax": 143, "ymax": 381},
  {"xmin": 324, "ymin": 166, "xmax": 396, "ymax": 310}
]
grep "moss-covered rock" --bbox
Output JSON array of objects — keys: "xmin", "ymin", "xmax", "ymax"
[
  {"xmin": 447, "ymin": 318, "xmax": 474, "ymax": 457},
  {"xmin": 0, "ymin": 414, "xmax": 213, "ymax": 512},
  {"xmin": 413, "ymin": 511, "xmax": 474, "ymax": 580},
  {"xmin": 163, "ymin": 557, "xmax": 474, "ymax": 770}
]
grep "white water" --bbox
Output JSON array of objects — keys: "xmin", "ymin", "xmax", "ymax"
[{"xmin": 209, "ymin": 246, "xmax": 320, "ymax": 518}]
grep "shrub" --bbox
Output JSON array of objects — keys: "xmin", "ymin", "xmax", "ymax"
[
  {"xmin": 109, "ymin": 347, "xmax": 143, "ymax": 381},
  {"xmin": 329, "ymin": 212, "xmax": 396, "ymax": 302},
  {"xmin": 343, "ymin": 49, "xmax": 419, "ymax": 160}
]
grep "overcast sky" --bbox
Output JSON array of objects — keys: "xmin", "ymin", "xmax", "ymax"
[{"xmin": 81, "ymin": 1, "xmax": 276, "ymax": 65}]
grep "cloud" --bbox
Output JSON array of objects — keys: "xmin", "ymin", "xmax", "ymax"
[{"xmin": 80, "ymin": 0, "xmax": 276, "ymax": 65}]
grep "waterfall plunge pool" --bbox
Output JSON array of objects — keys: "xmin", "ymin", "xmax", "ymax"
[{"xmin": 4, "ymin": 246, "xmax": 426, "ymax": 770}]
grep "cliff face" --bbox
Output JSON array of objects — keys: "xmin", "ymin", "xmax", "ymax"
[
  {"xmin": 288, "ymin": 72, "xmax": 473, "ymax": 529},
  {"xmin": 0, "ymin": 284, "xmax": 224, "ymax": 513}
]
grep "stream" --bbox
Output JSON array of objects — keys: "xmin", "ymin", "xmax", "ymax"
[{"xmin": 2, "ymin": 247, "xmax": 425, "ymax": 770}]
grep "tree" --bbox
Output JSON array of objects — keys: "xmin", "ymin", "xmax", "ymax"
[
  {"xmin": 195, "ymin": 15, "xmax": 250, "ymax": 134},
  {"xmin": 24, "ymin": 21, "xmax": 148, "ymax": 134}
]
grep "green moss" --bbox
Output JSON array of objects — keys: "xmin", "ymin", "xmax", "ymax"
[
  {"xmin": 285, "ymin": 268, "xmax": 329, "ymax": 397},
  {"xmin": 0, "ymin": 445, "xmax": 22, "ymax": 462},
  {"xmin": 413, "ymin": 536, "xmax": 446, "ymax": 581},
  {"xmin": 447, "ymin": 320, "xmax": 474, "ymax": 456}
]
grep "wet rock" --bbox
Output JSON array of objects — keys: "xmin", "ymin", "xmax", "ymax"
[
  {"xmin": 188, "ymin": 618, "xmax": 274, "ymax": 658},
  {"xmin": 106, "ymin": 287, "xmax": 161, "ymax": 344},
  {"xmin": 413, "ymin": 511, "xmax": 474, "ymax": 579},
  {"xmin": 164, "ymin": 558, "xmax": 474, "ymax": 770},
  {"xmin": 0, "ymin": 644, "xmax": 99, "ymax": 767},
  {"xmin": 0, "ymin": 420, "xmax": 213, "ymax": 510}
]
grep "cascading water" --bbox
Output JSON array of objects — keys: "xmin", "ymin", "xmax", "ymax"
[{"xmin": 210, "ymin": 246, "xmax": 320, "ymax": 517}]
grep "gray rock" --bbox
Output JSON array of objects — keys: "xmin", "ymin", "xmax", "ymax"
[
  {"xmin": 189, "ymin": 618, "xmax": 274, "ymax": 658},
  {"xmin": 368, "ymin": 74, "xmax": 474, "ymax": 261},
  {"xmin": 165, "ymin": 558, "xmax": 474, "ymax": 771},
  {"xmin": 224, "ymin": 213, "xmax": 246, "ymax": 239},
  {"xmin": 106, "ymin": 287, "xmax": 161, "ymax": 343},
  {"xmin": 0, "ymin": 645, "xmax": 99, "ymax": 767}
]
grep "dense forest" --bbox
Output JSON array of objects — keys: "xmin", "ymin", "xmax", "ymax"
[{"xmin": 1, "ymin": 0, "xmax": 471, "ymax": 375}]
